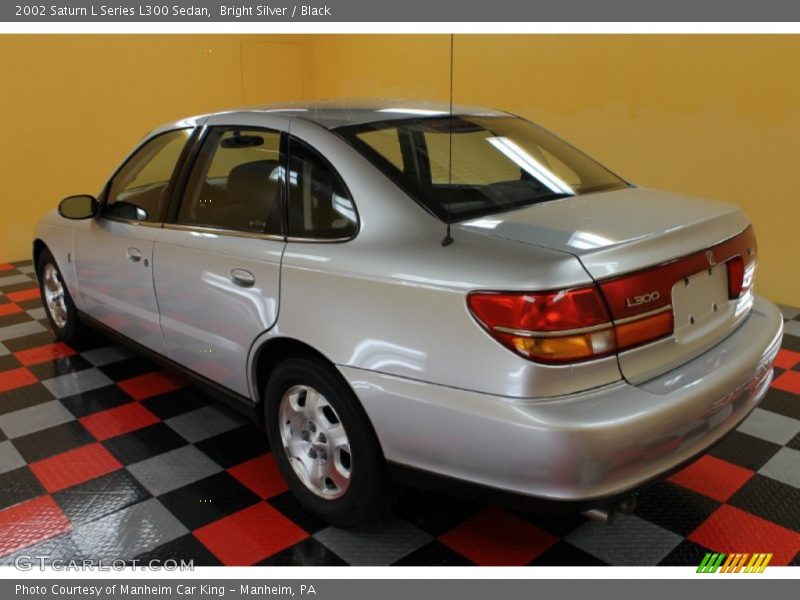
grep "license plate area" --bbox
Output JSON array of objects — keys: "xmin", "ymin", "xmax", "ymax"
[{"xmin": 671, "ymin": 265, "xmax": 730, "ymax": 344}]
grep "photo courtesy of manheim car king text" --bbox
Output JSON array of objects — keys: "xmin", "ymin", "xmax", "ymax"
[{"xmin": 0, "ymin": 0, "xmax": 798, "ymax": 597}]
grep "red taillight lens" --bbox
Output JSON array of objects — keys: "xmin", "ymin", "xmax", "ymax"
[
  {"xmin": 726, "ymin": 256, "xmax": 744, "ymax": 299},
  {"xmin": 467, "ymin": 286, "xmax": 616, "ymax": 364},
  {"xmin": 466, "ymin": 287, "xmax": 609, "ymax": 333}
]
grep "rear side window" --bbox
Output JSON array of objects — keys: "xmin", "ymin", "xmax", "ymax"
[
  {"xmin": 178, "ymin": 127, "xmax": 285, "ymax": 235},
  {"xmin": 287, "ymin": 137, "xmax": 357, "ymax": 240},
  {"xmin": 105, "ymin": 129, "xmax": 192, "ymax": 223}
]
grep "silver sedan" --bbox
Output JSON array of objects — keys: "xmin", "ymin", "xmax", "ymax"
[{"xmin": 34, "ymin": 100, "xmax": 783, "ymax": 525}]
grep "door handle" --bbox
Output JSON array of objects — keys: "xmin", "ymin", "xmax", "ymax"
[
  {"xmin": 230, "ymin": 268, "xmax": 255, "ymax": 288},
  {"xmin": 126, "ymin": 247, "xmax": 142, "ymax": 263}
]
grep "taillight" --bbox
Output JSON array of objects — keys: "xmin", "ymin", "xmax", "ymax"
[
  {"xmin": 726, "ymin": 257, "xmax": 744, "ymax": 299},
  {"xmin": 467, "ymin": 285, "xmax": 672, "ymax": 364}
]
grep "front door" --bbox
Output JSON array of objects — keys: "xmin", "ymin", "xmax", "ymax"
[{"xmin": 74, "ymin": 128, "xmax": 193, "ymax": 355}]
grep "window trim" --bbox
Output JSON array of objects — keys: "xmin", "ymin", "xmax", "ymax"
[
  {"xmin": 284, "ymin": 134, "xmax": 360, "ymax": 244},
  {"xmin": 100, "ymin": 127, "xmax": 196, "ymax": 227},
  {"xmin": 168, "ymin": 125, "xmax": 288, "ymax": 239}
]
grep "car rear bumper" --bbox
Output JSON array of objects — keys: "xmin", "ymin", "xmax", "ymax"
[{"xmin": 341, "ymin": 295, "xmax": 783, "ymax": 502}]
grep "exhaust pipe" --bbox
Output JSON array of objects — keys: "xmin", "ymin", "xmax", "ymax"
[{"xmin": 581, "ymin": 495, "xmax": 637, "ymax": 525}]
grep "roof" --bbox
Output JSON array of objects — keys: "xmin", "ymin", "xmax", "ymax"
[{"xmin": 156, "ymin": 99, "xmax": 512, "ymax": 134}]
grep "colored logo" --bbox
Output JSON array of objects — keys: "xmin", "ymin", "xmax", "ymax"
[{"xmin": 697, "ymin": 552, "xmax": 772, "ymax": 573}]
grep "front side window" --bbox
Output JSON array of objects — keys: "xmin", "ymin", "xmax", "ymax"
[
  {"xmin": 105, "ymin": 128, "xmax": 192, "ymax": 223},
  {"xmin": 178, "ymin": 127, "xmax": 284, "ymax": 235},
  {"xmin": 337, "ymin": 116, "xmax": 628, "ymax": 222},
  {"xmin": 287, "ymin": 137, "xmax": 357, "ymax": 240}
]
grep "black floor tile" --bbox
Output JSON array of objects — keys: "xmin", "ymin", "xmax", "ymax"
[
  {"xmin": 102, "ymin": 422, "xmax": 188, "ymax": 466},
  {"xmin": 27, "ymin": 355, "xmax": 93, "ymax": 382},
  {"xmin": 141, "ymin": 388, "xmax": 215, "ymax": 421},
  {"xmin": 60, "ymin": 384, "xmax": 133, "ymax": 418},
  {"xmin": 788, "ymin": 433, "xmax": 800, "ymax": 452},
  {"xmin": 0, "ymin": 383, "xmax": 54, "ymax": 416},
  {"xmin": 515, "ymin": 510, "xmax": 589, "ymax": 538},
  {"xmin": 12, "ymin": 421, "xmax": 95, "ymax": 463},
  {"xmin": 0, "ymin": 354, "xmax": 22, "ymax": 371},
  {"xmin": 99, "ymin": 356, "xmax": 159, "ymax": 382},
  {"xmin": 158, "ymin": 472, "xmax": 260, "ymax": 531},
  {"xmin": 3, "ymin": 331, "xmax": 57, "ymax": 353},
  {"xmin": 760, "ymin": 387, "xmax": 800, "ymax": 421},
  {"xmin": 634, "ymin": 481, "xmax": 720, "ymax": 537},
  {"xmin": 658, "ymin": 539, "xmax": 713, "ymax": 566},
  {"xmin": 52, "ymin": 469, "xmax": 151, "ymax": 525},
  {"xmin": 68, "ymin": 333, "xmax": 114, "ymax": 353},
  {"xmin": 135, "ymin": 533, "xmax": 222, "ymax": 567},
  {"xmin": 0, "ymin": 467, "xmax": 46, "ymax": 510},
  {"xmin": 268, "ymin": 491, "xmax": 329, "ymax": 535},
  {"xmin": 194, "ymin": 425, "xmax": 270, "ymax": 469},
  {"xmin": 530, "ymin": 541, "xmax": 607, "ymax": 566},
  {"xmin": 0, "ymin": 313, "xmax": 34, "ymax": 327},
  {"xmin": 1, "ymin": 282, "xmax": 38, "ymax": 294},
  {"xmin": 728, "ymin": 474, "xmax": 800, "ymax": 533},
  {"xmin": 257, "ymin": 537, "xmax": 347, "ymax": 566},
  {"xmin": 781, "ymin": 334, "xmax": 800, "ymax": 353},
  {"xmin": 0, "ymin": 428, "xmax": 6, "ymax": 442},
  {"xmin": 392, "ymin": 487, "xmax": 483, "ymax": 536},
  {"xmin": 393, "ymin": 539, "xmax": 474, "ymax": 566},
  {"xmin": 709, "ymin": 430, "xmax": 783, "ymax": 471}
]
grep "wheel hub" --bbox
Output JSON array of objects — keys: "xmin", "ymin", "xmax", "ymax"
[
  {"xmin": 278, "ymin": 384, "xmax": 352, "ymax": 499},
  {"xmin": 42, "ymin": 263, "xmax": 67, "ymax": 329}
]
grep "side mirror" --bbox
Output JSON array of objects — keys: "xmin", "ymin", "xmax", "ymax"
[{"xmin": 58, "ymin": 195, "xmax": 99, "ymax": 220}]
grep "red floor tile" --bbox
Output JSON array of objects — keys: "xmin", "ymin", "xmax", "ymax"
[
  {"xmin": 14, "ymin": 342, "xmax": 76, "ymax": 367},
  {"xmin": 774, "ymin": 349, "xmax": 800, "ymax": 371},
  {"xmin": 0, "ymin": 367, "xmax": 38, "ymax": 394},
  {"xmin": 6, "ymin": 288, "xmax": 41, "ymax": 303},
  {"xmin": 227, "ymin": 454, "xmax": 288, "ymax": 500},
  {"xmin": 29, "ymin": 443, "xmax": 122, "ymax": 493},
  {"xmin": 0, "ymin": 496, "xmax": 71, "ymax": 557},
  {"xmin": 79, "ymin": 402, "xmax": 160, "ymax": 441},
  {"xmin": 668, "ymin": 455, "xmax": 755, "ymax": 502},
  {"xmin": 118, "ymin": 370, "xmax": 186, "ymax": 401},
  {"xmin": 194, "ymin": 502, "xmax": 308, "ymax": 565},
  {"xmin": 0, "ymin": 303, "xmax": 23, "ymax": 317},
  {"xmin": 772, "ymin": 370, "xmax": 800, "ymax": 394},
  {"xmin": 689, "ymin": 505, "xmax": 800, "ymax": 566},
  {"xmin": 0, "ymin": 263, "xmax": 14, "ymax": 271},
  {"xmin": 439, "ymin": 506, "xmax": 558, "ymax": 565}
]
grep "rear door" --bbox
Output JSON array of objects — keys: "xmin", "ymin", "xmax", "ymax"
[
  {"xmin": 74, "ymin": 128, "xmax": 194, "ymax": 354},
  {"xmin": 153, "ymin": 114, "xmax": 287, "ymax": 397}
]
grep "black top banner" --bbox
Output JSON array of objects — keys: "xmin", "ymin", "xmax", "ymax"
[{"xmin": 4, "ymin": 0, "xmax": 800, "ymax": 22}]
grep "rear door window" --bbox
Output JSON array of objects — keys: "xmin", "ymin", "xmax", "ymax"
[{"xmin": 177, "ymin": 127, "xmax": 285, "ymax": 235}]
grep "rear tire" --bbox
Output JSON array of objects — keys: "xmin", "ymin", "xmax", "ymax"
[
  {"xmin": 264, "ymin": 356, "xmax": 391, "ymax": 527},
  {"xmin": 37, "ymin": 248, "xmax": 84, "ymax": 344}
]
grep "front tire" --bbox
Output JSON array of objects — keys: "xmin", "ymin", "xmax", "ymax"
[
  {"xmin": 37, "ymin": 248, "xmax": 84, "ymax": 344},
  {"xmin": 264, "ymin": 356, "xmax": 391, "ymax": 527}
]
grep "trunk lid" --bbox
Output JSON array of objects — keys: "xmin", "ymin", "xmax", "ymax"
[{"xmin": 458, "ymin": 187, "xmax": 757, "ymax": 383}]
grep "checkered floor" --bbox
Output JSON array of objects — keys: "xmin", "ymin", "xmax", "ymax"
[{"xmin": 0, "ymin": 259, "xmax": 799, "ymax": 566}]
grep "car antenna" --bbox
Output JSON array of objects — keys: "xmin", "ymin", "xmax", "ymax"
[{"xmin": 442, "ymin": 33, "xmax": 455, "ymax": 247}]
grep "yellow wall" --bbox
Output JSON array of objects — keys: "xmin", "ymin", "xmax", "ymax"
[
  {"xmin": 0, "ymin": 34, "xmax": 312, "ymax": 265},
  {"xmin": 3, "ymin": 34, "xmax": 799, "ymax": 305}
]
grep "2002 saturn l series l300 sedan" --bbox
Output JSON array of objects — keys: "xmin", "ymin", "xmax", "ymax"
[{"xmin": 34, "ymin": 100, "xmax": 783, "ymax": 526}]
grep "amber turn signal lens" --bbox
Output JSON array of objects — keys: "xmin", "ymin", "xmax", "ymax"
[{"xmin": 615, "ymin": 310, "xmax": 674, "ymax": 351}]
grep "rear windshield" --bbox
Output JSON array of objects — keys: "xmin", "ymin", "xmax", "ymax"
[{"xmin": 336, "ymin": 115, "xmax": 628, "ymax": 222}]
